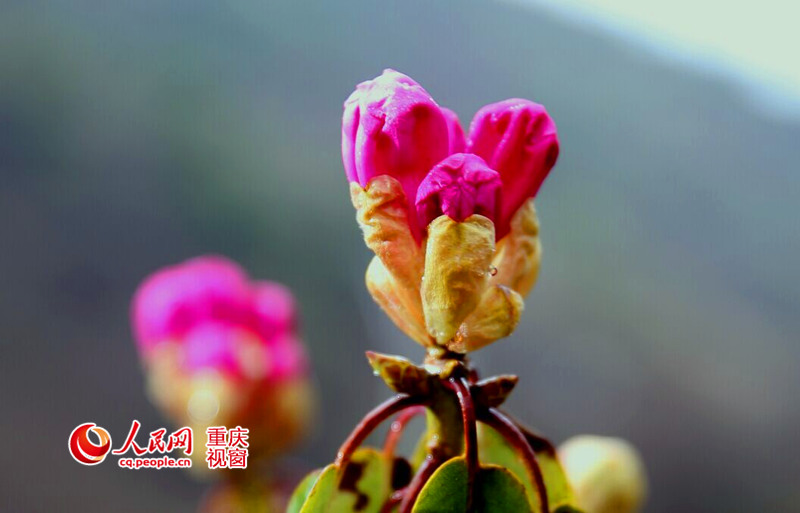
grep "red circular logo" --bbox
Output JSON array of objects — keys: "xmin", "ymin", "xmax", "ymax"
[{"xmin": 69, "ymin": 423, "xmax": 112, "ymax": 465}]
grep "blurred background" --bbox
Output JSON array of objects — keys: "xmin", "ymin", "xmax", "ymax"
[{"xmin": 2, "ymin": 1, "xmax": 798, "ymax": 511}]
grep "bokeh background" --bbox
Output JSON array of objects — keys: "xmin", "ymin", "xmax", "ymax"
[{"xmin": 2, "ymin": 1, "xmax": 798, "ymax": 511}]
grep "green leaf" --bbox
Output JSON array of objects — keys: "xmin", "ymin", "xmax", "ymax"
[
  {"xmin": 477, "ymin": 423, "xmax": 580, "ymax": 512},
  {"xmin": 366, "ymin": 351, "xmax": 432, "ymax": 396},
  {"xmin": 408, "ymin": 427, "xmax": 430, "ymax": 472},
  {"xmin": 411, "ymin": 456, "xmax": 468, "ymax": 513},
  {"xmin": 410, "ymin": 458, "xmax": 538, "ymax": 513},
  {"xmin": 287, "ymin": 469, "xmax": 322, "ymax": 513},
  {"xmin": 298, "ymin": 465, "xmax": 340, "ymax": 513},
  {"xmin": 330, "ymin": 447, "xmax": 392, "ymax": 513},
  {"xmin": 475, "ymin": 464, "xmax": 533, "ymax": 513},
  {"xmin": 294, "ymin": 448, "xmax": 393, "ymax": 513}
]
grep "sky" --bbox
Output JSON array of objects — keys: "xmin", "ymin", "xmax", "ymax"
[{"xmin": 510, "ymin": 0, "xmax": 800, "ymax": 117}]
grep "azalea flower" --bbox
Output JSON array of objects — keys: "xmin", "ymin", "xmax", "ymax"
[{"xmin": 343, "ymin": 69, "xmax": 559, "ymax": 352}]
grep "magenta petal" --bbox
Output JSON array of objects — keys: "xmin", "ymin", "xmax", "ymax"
[
  {"xmin": 342, "ymin": 69, "xmax": 449, "ymax": 241},
  {"xmin": 132, "ymin": 255, "xmax": 309, "ymax": 385},
  {"xmin": 441, "ymin": 107, "xmax": 466, "ymax": 154},
  {"xmin": 341, "ymin": 100, "xmax": 361, "ymax": 183},
  {"xmin": 131, "ymin": 256, "xmax": 252, "ymax": 353},
  {"xmin": 467, "ymin": 99, "xmax": 559, "ymax": 238},
  {"xmin": 182, "ymin": 321, "xmax": 244, "ymax": 376},
  {"xmin": 416, "ymin": 153, "xmax": 501, "ymax": 227},
  {"xmin": 267, "ymin": 333, "xmax": 310, "ymax": 381},
  {"xmin": 252, "ymin": 281, "xmax": 296, "ymax": 339}
]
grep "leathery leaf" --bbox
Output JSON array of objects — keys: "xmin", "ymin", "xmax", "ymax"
[
  {"xmin": 474, "ymin": 464, "xmax": 533, "ymax": 513},
  {"xmin": 411, "ymin": 456, "xmax": 468, "ymax": 513},
  {"xmin": 477, "ymin": 423, "xmax": 581, "ymax": 512},
  {"xmin": 293, "ymin": 448, "xmax": 393, "ymax": 513}
]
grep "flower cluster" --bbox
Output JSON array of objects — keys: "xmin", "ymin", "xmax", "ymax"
[
  {"xmin": 132, "ymin": 256, "xmax": 313, "ymax": 464},
  {"xmin": 344, "ymin": 69, "xmax": 559, "ymax": 352}
]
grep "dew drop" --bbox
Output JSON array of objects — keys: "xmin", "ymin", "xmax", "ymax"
[{"xmin": 489, "ymin": 265, "xmax": 498, "ymax": 276}]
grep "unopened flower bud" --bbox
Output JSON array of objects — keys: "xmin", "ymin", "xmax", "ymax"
[
  {"xmin": 416, "ymin": 153, "xmax": 501, "ymax": 229},
  {"xmin": 467, "ymin": 99, "xmax": 559, "ymax": 239},
  {"xmin": 342, "ymin": 69, "xmax": 449, "ymax": 241},
  {"xmin": 559, "ymin": 435, "xmax": 648, "ymax": 513},
  {"xmin": 343, "ymin": 70, "xmax": 560, "ymax": 352}
]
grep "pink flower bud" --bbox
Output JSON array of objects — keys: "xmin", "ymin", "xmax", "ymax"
[
  {"xmin": 416, "ymin": 153, "xmax": 501, "ymax": 228},
  {"xmin": 467, "ymin": 99, "xmax": 559, "ymax": 238},
  {"xmin": 131, "ymin": 256, "xmax": 308, "ymax": 381},
  {"xmin": 342, "ymin": 69, "xmax": 450, "ymax": 241}
]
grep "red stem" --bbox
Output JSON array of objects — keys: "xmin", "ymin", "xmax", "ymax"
[
  {"xmin": 336, "ymin": 395, "xmax": 428, "ymax": 469},
  {"xmin": 497, "ymin": 409, "xmax": 557, "ymax": 455},
  {"xmin": 398, "ymin": 454, "xmax": 442, "ymax": 513},
  {"xmin": 479, "ymin": 408, "xmax": 550, "ymax": 513},
  {"xmin": 449, "ymin": 377, "xmax": 478, "ymax": 512},
  {"xmin": 381, "ymin": 490, "xmax": 405, "ymax": 513},
  {"xmin": 383, "ymin": 406, "xmax": 426, "ymax": 458}
]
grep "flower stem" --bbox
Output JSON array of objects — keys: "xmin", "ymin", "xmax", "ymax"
[
  {"xmin": 383, "ymin": 406, "xmax": 426, "ymax": 458},
  {"xmin": 381, "ymin": 490, "xmax": 404, "ymax": 513},
  {"xmin": 394, "ymin": 368, "xmax": 470, "ymax": 512},
  {"xmin": 499, "ymin": 410, "xmax": 557, "ymax": 455},
  {"xmin": 449, "ymin": 377, "xmax": 478, "ymax": 512},
  {"xmin": 398, "ymin": 453, "xmax": 443, "ymax": 513},
  {"xmin": 335, "ymin": 395, "xmax": 428, "ymax": 469},
  {"xmin": 478, "ymin": 408, "xmax": 550, "ymax": 513}
]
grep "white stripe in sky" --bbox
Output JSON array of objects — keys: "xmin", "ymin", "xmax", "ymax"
[{"xmin": 504, "ymin": 0, "xmax": 800, "ymax": 118}]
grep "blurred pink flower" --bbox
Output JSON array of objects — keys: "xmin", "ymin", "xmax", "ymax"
[
  {"xmin": 342, "ymin": 69, "xmax": 558, "ymax": 239},
  {"xmin": 132, "ymin": 255, "xmax": 307, "ymax": 382}
]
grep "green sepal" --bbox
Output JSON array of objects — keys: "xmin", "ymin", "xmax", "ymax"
[
  {"xmin": 366, "ymin": 351, "xmax": 433, "ymax": 396},
  {"xmin": 470, "ymin": 375, "xmax": 519, "ymax": 409}
]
